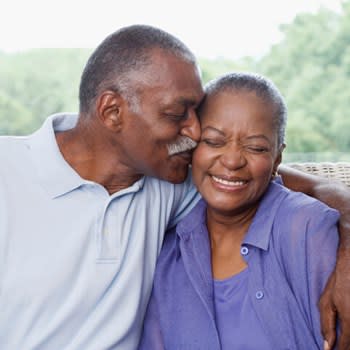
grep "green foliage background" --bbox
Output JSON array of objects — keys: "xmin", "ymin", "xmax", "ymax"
[{"xmin": 1, "ymin": 2, "xmax": 350, "ymax": 160}]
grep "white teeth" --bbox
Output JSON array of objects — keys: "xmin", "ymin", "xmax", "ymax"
[{"xmin": 212, "ymin": 175, "xmax": 245, "ymax": 186}]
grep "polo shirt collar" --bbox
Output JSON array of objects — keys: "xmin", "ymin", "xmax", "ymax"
[
  {"xmin": 27, "ymin": 113, "xmax": 87, "ymax": 198},
  {"xmin": 27, "ymin": 113, "xmax": 145, "ymax": 198}
]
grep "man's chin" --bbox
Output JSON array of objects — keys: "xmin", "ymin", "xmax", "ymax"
[{"xmin": 162, "ymin": 168, "xmax": 188, "ymax": 184}]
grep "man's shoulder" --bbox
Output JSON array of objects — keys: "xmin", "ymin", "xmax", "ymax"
[{"xmin": 0, "ymin": 135, "xmax": 30, "ymax": 158}]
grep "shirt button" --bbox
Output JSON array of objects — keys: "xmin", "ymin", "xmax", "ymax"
[
  {"xmin": 255, "ymin": 290, "xmax": 264, "ymax": 300},
  {"xmin": 240, "ymin": 246, "xmax": 249, "ymax": 256}
]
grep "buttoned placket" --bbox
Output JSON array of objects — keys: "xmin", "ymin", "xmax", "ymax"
[
  {"xmin": 88, "ymin": 179, "xmax": 144, "ymax": 264},
  {"xmin": 241, "ymin": 244, "xmax": 266, "ymax": 302},
  {"xmin": 243, "ymin": 244, "xmax": 287, "ymax": 349},
  {"xmin": 78, "ymin": 181, "xmax": 121, "ymax": 264},
  {"xmin": 95, "ymin": 196, "xmax": 120, "ymax": 263}
]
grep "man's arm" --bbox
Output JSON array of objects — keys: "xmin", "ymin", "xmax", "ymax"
[{"xmin": 279, "ymin": 164, "xmax": 350, "ymax": 350}]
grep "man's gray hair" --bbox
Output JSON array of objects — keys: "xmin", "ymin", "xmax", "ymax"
[
  {"xmin": 79, "ymin": 24, "xmax": 197, "ymax": 114},
  {"xmin": 204, "ymin": 72, "xmax": 287, "ymax": 146}
]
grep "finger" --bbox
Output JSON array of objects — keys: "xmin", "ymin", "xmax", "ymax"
[
  {"xmin": 337, "ymin": 335, "xmax": 350, "ymax": 350},
  {"xmin": 319, "ymin": 277, "xmax": 337, "ymax": 349},
  {"xmin": 320, "ymin": 309, "xmax": 337, "ymax": 350},
  {"xmin": 337, "ymin": 321, "xmax": 350, "ymax": 350}
]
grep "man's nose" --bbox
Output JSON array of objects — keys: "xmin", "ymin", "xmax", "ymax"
[{"xmin": 180, "ymin": 108, "xmax": 201, "ymax": 142}]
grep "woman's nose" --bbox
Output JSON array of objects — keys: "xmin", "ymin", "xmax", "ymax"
[{"xmin": 219, "ymin": 147, "xmax": 247, "ymax": 170}]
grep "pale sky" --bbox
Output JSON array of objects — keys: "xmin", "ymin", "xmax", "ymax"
[{"xmin": 0, "ymin": 0, "xmax": 343, "ymax": 59}]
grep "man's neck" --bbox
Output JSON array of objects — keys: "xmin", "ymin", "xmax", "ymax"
[{"xmin": 55, "ymin": 124, "xmax": 142, "ymax": 195}]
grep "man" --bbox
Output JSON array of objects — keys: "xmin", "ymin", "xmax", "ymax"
[{"xmin": 0, "ymin": 24, "xmax": 348, "ymax": 349}]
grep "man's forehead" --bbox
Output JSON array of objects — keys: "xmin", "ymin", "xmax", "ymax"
[
  {"xmin": 158, "ymin": 92, "xmax": 205, "ymax": 109},
  {"xmin": 128, "ymin": 52, "xmax": 204, "ymax": 105}
]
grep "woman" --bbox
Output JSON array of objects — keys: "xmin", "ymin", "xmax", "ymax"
[{"xmin": 138, "ymin": 73, "xmax": 339, "ymax": 349}]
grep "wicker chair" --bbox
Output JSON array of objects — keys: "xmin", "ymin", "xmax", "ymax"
[{"xmin": 285, "ymin": 162, "xmax": 350, "ymax": 187}]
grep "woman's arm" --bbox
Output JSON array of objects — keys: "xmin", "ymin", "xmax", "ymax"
[{"xmin": 279, "ymin": 164, "xmax": 350, "ymax": 350}]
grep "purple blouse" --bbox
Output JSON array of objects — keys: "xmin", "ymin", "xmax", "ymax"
[
  {"xmin": 139, "ymin": 181, "xmax": 339, "ymax": 350},
  {"xmin": 214, "ymin": 268, "xmax": 272, "ymax": 349}
]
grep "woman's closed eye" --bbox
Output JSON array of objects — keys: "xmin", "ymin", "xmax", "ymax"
[
  {"xmin": 201, "ymin": 138, "xmax": 225, "ymax": 147},
  {"xmin": 246, "ymin": 145, "xmax": 270, "ymax": 153}
]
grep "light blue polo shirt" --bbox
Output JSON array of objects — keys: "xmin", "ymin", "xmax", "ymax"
[{"xmin": 0, "ymin": 113, "xmax": 199, "ymax": 350}]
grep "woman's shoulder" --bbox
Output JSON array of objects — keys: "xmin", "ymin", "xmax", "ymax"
[
  {"xmin": 270, "ymin": 181, "xmax": 339, "ymax": 222},
  {"xmin": 268, "ymin": 182, "xmax": 339, "ymax": 250}
]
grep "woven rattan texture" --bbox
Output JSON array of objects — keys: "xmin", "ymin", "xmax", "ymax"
[{"xmin": 286, "ymin": 162, "xmax": 350, "ymax": 187}]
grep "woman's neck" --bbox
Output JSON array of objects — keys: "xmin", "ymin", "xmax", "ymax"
[{"xmin": 207, "ymin": 205, "xmax": 257, "ymax": 280}]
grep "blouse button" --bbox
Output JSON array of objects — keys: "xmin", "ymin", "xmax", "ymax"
[
  {"xmin": 255, "ymin": 290, "xmax": 264, "ymax": 300},
  {"xmin": 240, "ymin": 246, "xmax": 249, "ymax": 256}
]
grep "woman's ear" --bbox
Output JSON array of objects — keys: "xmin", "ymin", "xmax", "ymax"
[
  {"xmin": 96, "ymin": 90, "xmax": 125, "ymax": 132},
  {"xmin": 273, "ymin": 143, "xmax": 286, "ymax": 175}
]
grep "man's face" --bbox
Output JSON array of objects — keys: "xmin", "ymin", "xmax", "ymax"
[{"xmin": 119, "ymin": 50, "xmax": 204, "ymax": 183}]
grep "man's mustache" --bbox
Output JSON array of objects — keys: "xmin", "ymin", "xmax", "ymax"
[{"xmin": 167, "ymin": 136, "xmax": 198, "ymax": 156}]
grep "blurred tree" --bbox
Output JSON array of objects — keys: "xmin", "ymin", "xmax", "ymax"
[
  {"xmin": 0, "ymin": 49, "xmax": 91, "ymax": 134},
  {"xmin": 1, "ymin": 0, "xmax": 350, "ymax": 159},
  {"xmin": 200, "ymin": 56, "xmax": 258, "ymax": 84},
  {"xmin": 257, "ymin": 2, "xmax": 350, "ymax": 154},
  {"xmin": 0, "ymin": 91, "xmax": 33, "ymax": 134}
]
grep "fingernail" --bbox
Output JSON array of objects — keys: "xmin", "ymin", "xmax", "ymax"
[{"xmin": 323, "ymin": 340, "xmax": 330, "ymax": 350}]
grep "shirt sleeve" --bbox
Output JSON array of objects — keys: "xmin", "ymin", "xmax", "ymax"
[
  {"xmin": 281, "ymin": 200, "xmax": 339, "ymax": 347},
  {"xmin": 167, "ymin": 168, "xmax": 200, "ymax": 229},
  {"xmin": 304, "ymin": 205, "xmax": 339, "ymax": 343}
]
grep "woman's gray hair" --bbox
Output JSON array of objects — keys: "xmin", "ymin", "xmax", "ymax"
[{"xmin": 204, "ymin": 72, "xmax": 287, "ymax": 146}]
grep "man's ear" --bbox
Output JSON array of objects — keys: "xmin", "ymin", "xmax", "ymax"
[{"xmin": 96, "ymin": 91, "xmax": 125, "ymax": 132}]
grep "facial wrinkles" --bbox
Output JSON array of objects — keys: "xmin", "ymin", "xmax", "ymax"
[{"xmin": 167, "ymin": 136, "xmax": 197, "ymax": 156}]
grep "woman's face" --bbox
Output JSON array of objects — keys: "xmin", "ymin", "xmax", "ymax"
[{"xmin": 192, "ymin": 90, "xmax": 283, "ymax": 217}]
